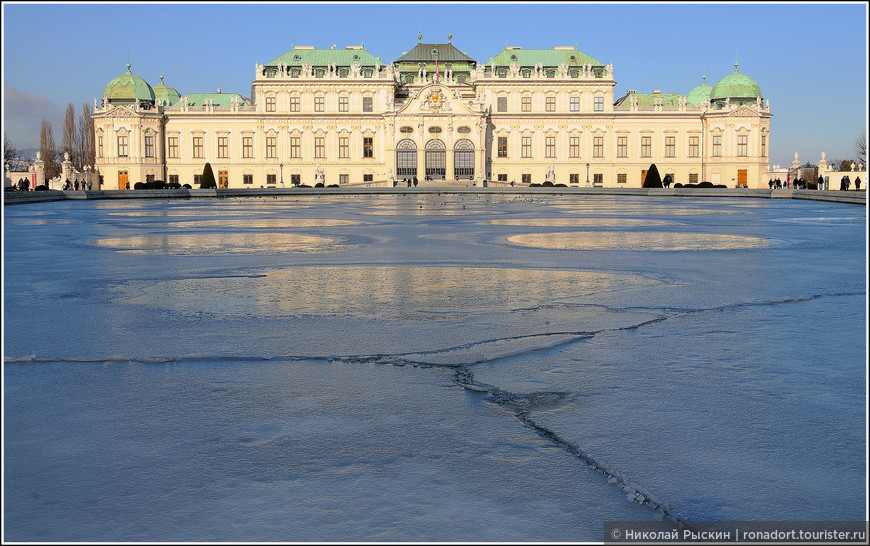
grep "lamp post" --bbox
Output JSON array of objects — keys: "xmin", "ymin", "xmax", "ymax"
[
  {"xmin": 280, "ymin": 163, "xmax": 284, "ymax": 187},
  {"xmin": 586, "ymin": 163, "xmax": 590, "ymax": 186}
]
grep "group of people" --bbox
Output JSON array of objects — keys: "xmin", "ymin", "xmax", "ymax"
[
  {"xmin": 395, "ymin": 176, "xmax": 419, "ymax": 187},
  {"xmin": 63, "ymin": 179, "xmax": 92, "ymax": 191},
  {"xmin": 839, "ymin": 175, "xmax": 861, "ymax": 191},
  {"xmin": 11, "ymin": 178, "xmax": 31, "ymax": 191},
  {"xmin": 768, "ymin": 178, "xmax": 787, "ymax": 189}
]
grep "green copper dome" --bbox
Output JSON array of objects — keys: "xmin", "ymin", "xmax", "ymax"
[
  {"xmin": 153, "ymin": 74, "xmax": 181, "ymax": 106},
  {"xmin": 710, "ymin": 63, "xmax": 762, "ymax": 102},
  {"xmin": 686, "ymin": 74, "xmax": 713, "ymax": 106},
  {"xmin": 103, "ymin": 63, "xmax": 155, "ymax": 104}
]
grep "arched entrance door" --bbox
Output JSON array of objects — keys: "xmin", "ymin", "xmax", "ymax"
[
  {"xmin": 396, "ymin": 139, "xmax": 417, "ymax": 178},
  {"xmin": 425, "ymin": 139, "xmax": 446, "ymax": 180},
  {"xmin": 453, "ymin": 139, "xmax": 475, "ymax": 180}
]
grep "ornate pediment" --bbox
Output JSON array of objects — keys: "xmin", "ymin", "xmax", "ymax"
[
  {"xmin": 728, "ymin": 105, "xmax": 760, "ymax": 117},
  {"xmin": 398, "ymin": 84, "xmax": 481, "ymax": 116}
]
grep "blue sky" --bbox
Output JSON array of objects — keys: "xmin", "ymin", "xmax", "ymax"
[{"xmin": 2, "ymin": 1, "xmax": 867, "ymax": 167}]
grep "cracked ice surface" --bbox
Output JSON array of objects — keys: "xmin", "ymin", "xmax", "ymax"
[{"xmin": 3, "ymin": 194, "xmax": 866, "ymax": 541}]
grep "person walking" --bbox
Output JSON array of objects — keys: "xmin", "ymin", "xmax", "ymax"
[{"xmin": 855, "ymin": 177, "xmax": 861, "ymax": 190}]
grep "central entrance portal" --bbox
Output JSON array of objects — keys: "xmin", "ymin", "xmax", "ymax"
[
  {"xmin": 425, "ymin": 139, "xmax": 446, "ymax": 180},
  {"xmin": 453, "ymin": 139, "xmax": 474, "ymax": 180},
  {"xmin": 396, "ymin": 139, "xmax": 417, "ymax": 178}
]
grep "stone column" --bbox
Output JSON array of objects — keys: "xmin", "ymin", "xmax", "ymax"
[
  {"xmin": 34, "ymin": 151, "xmax": 45, "ymax": 188},
  {"xmin": 61, "ymin": 152, "xmax": 73, "ymax": 186}
]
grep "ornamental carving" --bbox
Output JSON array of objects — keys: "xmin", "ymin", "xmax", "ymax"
[{"xmin": 421, "ymin": 87, "xmax": 451, "ymax": 111}]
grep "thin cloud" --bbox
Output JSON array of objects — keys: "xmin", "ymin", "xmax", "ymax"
[{"xmin": 4, "ymin": 84, "xmax": 64, "ymax": 119}]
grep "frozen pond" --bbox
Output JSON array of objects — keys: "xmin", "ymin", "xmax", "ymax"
[{"xmin": 3, "ymin": 194, "xmax": 866, "ymax": 541}]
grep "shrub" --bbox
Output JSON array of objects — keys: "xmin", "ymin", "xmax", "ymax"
[
  {"xmin": 327, "ymin": 184, "xmax": 339, "ymax": 188},
  {"xmin": 529, "ymin": 183, "xmax": 542, "ymax": 187},
  {"xmin": 542, "ymin": 181, "xmax": 554, "ymax": 187},
  {"xmin": 697, "ymin": 181, "xmax": 714, "ymax": 188},
  {"xmin": 166, "ymin": 181, "xmax": 182, "ymax": 189},
  {"xmin": 674, "ymin": 183, "xmax": 683, "ymax": 188},
  {"xmin": 134, "ymin": 182, "xmax": 147, "ymax": 189},
  {"xmin": 182, "ymin": 184, "xmax": 192, "ymax": 189},
  {"xmin": 297, "ymin": 184, "xmax": 312, "ymax": 188},
  {"xmin": 151, "ymin": 180, "xmax": 166, "ymax": 189},
  {"xmin": 554, "ymin": 183, "xmax": 567, "ymax": 187},
  {"xmin": 642, "ymin": 164, "xmax": 662, "ymax": 188},
  {"xmin": 35, "ymin": 185, "xmax": 49, "ymax": 191},
  {"xmin": 314, "ymin": 182, "xmax": 324, "ymax": 188},
  {"xmin": 200, "ymin": 163, "xmax": 217, "ymax": 189}
]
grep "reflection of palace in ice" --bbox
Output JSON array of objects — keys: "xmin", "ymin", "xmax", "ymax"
[{"xmin": 92, "ymin": 33, "xmax": 772, "ymax": 189}]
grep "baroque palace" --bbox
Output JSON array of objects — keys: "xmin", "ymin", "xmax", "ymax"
[{"xmin": 92, "ymin": 34, "xmax": 771, "ymax": 189}]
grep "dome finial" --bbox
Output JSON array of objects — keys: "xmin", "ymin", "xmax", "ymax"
[
  {"xmin": 417, "ymin": 30, "xmax": 422, "ymax": 42},
  {"xmin": 447, "ymin": 31, "xmax": 452, "ymax": 43},
  {"xmin": 702, "ymin": 73, "xmax": 707, "ymax": 84},
  {"xmin": 160, "ymin": 74, "xmax": 164, "ymax": 84},
  {"xmin": 126, "ymin": 62, "xmax": 131, "ymax": 73},
  {"xmin": 734, "ymin": 61, "xmax": 739, "ymax": 72}
]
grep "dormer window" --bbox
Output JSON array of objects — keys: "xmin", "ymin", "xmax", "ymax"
[
  {"xmin": 569, "ymin": 55, "xmax": 576, "ymax": 61},
  {"xmin": 294, "ymin": 55, "xmax": 301, "ymax": 60},
  {"xmin": 510, "ymin": 54, "xmax": 517, "ymax": 61},
  {"xmin": 353, "ymin": 55, "xmax": 360, "ymax": 61},
  {"xmin": 431, "ymin": 48, "xmax": 439, "ymax": 56}
]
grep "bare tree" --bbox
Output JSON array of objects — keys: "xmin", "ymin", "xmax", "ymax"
[
  {"xmin": 63, "ymin": 103, "xmax": 77, "ymax": 168},
  {"xmin": 40, "ymin": 119, "xmax": 60, "ymax": 181},
  {"xmin": 78, "ymin": 102, "xmax": 94, "ymax": 169},
  {"xmin": 4, "ymin": 132, "xmax": 19, "ymax": 167},
  {"xmin": 856, "ymin": 130, "xmax": 866, "ymax": 166}
]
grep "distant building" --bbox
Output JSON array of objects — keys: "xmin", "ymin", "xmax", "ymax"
[{"xmin": 91, "ymin": 35, "xmax": 772, "ymax": 189}]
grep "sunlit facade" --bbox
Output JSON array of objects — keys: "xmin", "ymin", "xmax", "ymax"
[{"xmin": 92, "ymin": 35, "xmax": 772, "ymax": 189}]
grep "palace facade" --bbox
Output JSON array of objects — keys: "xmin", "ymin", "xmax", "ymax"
[{"xmin": 92, "ymin": 34, "xmax": 772, "ymax": 189}]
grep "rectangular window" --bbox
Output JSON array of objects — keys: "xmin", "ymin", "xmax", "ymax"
[
  {"xmin": 570, "ymin": 96, "xmax": 579, "ymax": 112},
  {"xmin": 291, "ymin": 174, "xmax": 300, "ymax": 186},
  {"xmin": 593, "ymin": 173, "xmax": 603, "ymax": 186},
  {"xmin": 497, "ymin": 136, "xmax": 508, "ymax": 158},
  {"xmin": 521, "ymin": 96, "xmax": 531, "ymax": 112},
  {"xmin": 315, "ymin": 136, "xmax": 325, "ymax": 159},
  {"xmin": 146, "ymin": 174, "xmax": 155, "ymax": 184},
  {"xmin": 192, "ymin": 136, "xmax": 203, "ymax": 159},
  {"xmin": 665, "ymin": 136, "xmax": 675, "ymax": 158},
  {"xmin": 339, "ymin": 136, "xmax": 349, "ymax": 159},
  {"xmin": 617, "ymin": 136, "xmax": 628, "ymax": 158},
  {"xmin": 522, "ymin": 173, "xmax": 531, "ymax": 184},
  {"xmin": 569, "ymin": 136, "xmax": 580, "ymax": 158},
  {"xmin": 594, "ymin": 96, "xmax": 604, "ymax": 112},
  {"xmin": 498, "ymin": 174, "xmax": 507, "ymax": 182},
  {"xmin": 340, "ymin": 174, "xmax": 349, "ymax": 185},
  {"xmin": 521, "ymin": 136, "xmax": 532, "ymax": 158},
  {"xmin": 689, "ymin": 136, "xmax": 699, "ymax": 158},
  {"xmin": 243, "ymin": 174, "xmax": 253, "ymax": 185},
  {"xmin": 761, "ymin": 135, "xmax": 767, "ymax": 157},
  {"xmin": 689, "ymin": 173, "xmax": 699, "ymax": 184},
  {"xmin": 242, "ymin": 136, "xmax": 253, "ymax": 158},
  {"xmin": 617, "ymin": 173, "xmax": 627, "ymax": 184},
  {"xmin": 266, "ymin": 136, "xmax": 276, "ymax": 159},
  {"xmin": 98, "ymin": 135, "xmax": 104, "ymax": 158},
  {"xmin": 314, "ymin": 96, "xmax": 324, "ymax": 112},
  {"xmin": 737, "ymin": 135, "xmax": 747, "ymax": 156},
  {"xmin": 570, "ymin": 173, "xmax": 579, "ymax": 185},
  {"xmin": 338, "ymin": 96, "xmax": 349, "ymax": 112},
  {"xmin": 363, "ymin": 137, "xmax": 373, "ymax": 158},
  {"xmin": 641, "ymin": 136, "xmax": 652, "ymax": 157},
  {"xmin": 290, "ymin": 96, "xmax": 300, "ymax": 112},
  {"xmin": 713, "ymin": 135, "xmax": 722, "ymax": 157},
  {"xmin": 593, "ymin": 136, "xmax": 604, "ymax": 158},
  {"xmin": 169, "ymin": 174, "xmax": 179, "ymax": 185},
  {"xmin": 194, "ymin": 174, "xmax": 202, "ymax": 185},
  {"xmin": 217, "ymin": 136, "xmax": 228, "ymax": 159},
  {"xmin": 363, "ymin": 174, "xmax": 373, "ymax": 182},
  {"xmin": 117, "ymin": 135, "xmax": 128, "ymax": 157},
  {"xmin": 267, "ymin": 174, "xmax": 276, "ymax": 185},
  {"xmin": 545, "ymin": 96, "xmax": 555, "ymax": 112},
  {"xmin": 266, "ymin": 96, "xmax": 276, "ymax": 112},
  {"xmin": 290, "ymin": 136, "xmax": 301, "ymax": 159},
  {"xmin": 497, "ymin": 96, "xmax": 507, "ymax": 112},
  {"xmin": 545, "ymin": 136, "xmax": 555, "ymax": 158},
  {"xmin": 144, "ymin": 135, "xmax": 154, "ymax": 158},
  {"xmin": 363, "ymin": 96, "xmax": 373, "ymax": 112}
]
